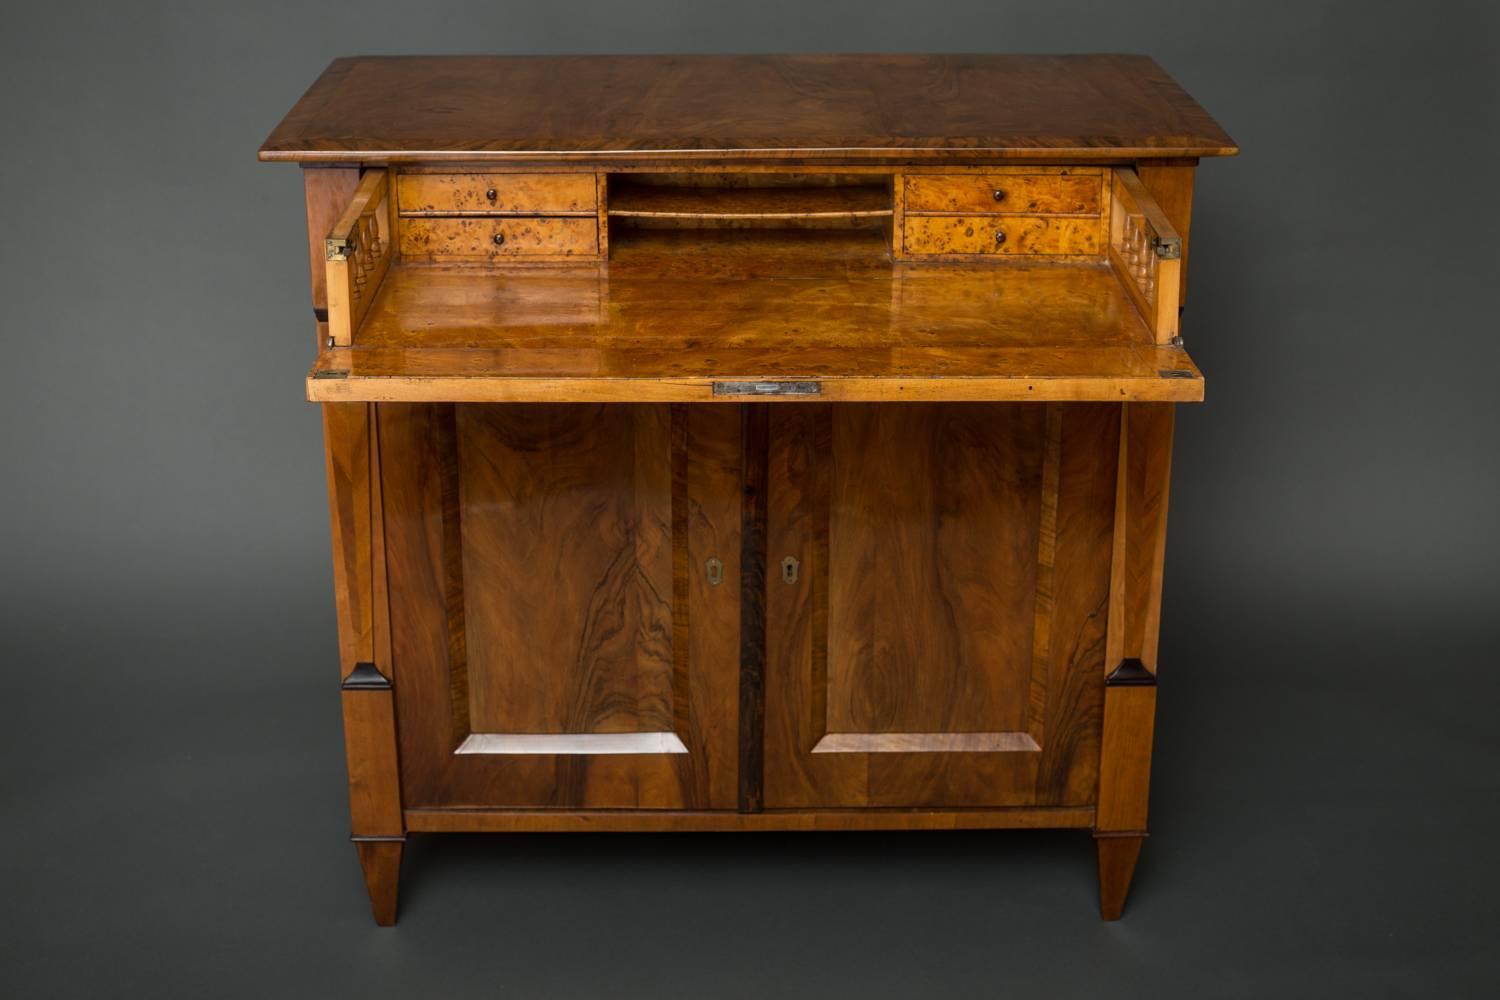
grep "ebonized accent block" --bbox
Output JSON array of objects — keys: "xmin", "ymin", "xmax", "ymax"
[
  {"xmin": 1105, "ymin": 658, "xmax": 1156, "ymax": 687},
  {"xmin": 342, "ymin": 661, "xmax": 392, "ymax": 690}
]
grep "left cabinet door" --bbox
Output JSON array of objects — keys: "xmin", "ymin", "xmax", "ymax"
[{"xmin": 378, "ymin": 403, "xmax": 743, "ymax": 810}]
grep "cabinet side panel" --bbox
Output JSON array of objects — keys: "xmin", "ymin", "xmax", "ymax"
[
  {"xmin": 1134, "ymin": 162, "xmax": 1195, "ymax": 306},
  {"xmin": 303, "ymin": 167, "xmax": 361, "ymax": 327}
]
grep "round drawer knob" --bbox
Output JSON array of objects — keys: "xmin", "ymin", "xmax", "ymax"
[
  {"xmin": 992, "ymin": 189, "xmax": 1006, "ymax": 202},
  {"xmin": 492, "ymin": 232, "xmax": 506, "ymax": 246},
  {"xmin": 485, "ymin": 188, "xmax": 498, "ymax": 201},
  {"xmin": 994, "ymin": 230, "xmax": 1007, "ymax": 246}
]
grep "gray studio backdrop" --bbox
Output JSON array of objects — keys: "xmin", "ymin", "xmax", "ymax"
[{"xmin": 2, "ymin": 1, "xmax": 1497, "ymax": 997}]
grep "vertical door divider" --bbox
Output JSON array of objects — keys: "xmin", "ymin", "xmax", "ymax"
[{"xmin": 737, "ymin": 404, "xmax": 770, "ymax": 812}]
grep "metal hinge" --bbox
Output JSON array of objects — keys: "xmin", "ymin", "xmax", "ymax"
[
  {"xmin": 1151, "ymin": 235, "xmax": 1182, "ymax": 260},
  {"xmin": 312, "ymin": 369, "xmax": 349, "ymax": 380},
  {"xmin": 1158, "ymin": 369, "xmax": 1195, "ymax": 379},
  {"xmin": 325, "ymin": 236, "xmax": 355, "ymax": 261}
]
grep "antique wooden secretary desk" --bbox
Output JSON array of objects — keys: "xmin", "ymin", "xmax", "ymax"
[{"xmin": 259, "ymin": 54, "xmax": 1235, "ymax": 924}]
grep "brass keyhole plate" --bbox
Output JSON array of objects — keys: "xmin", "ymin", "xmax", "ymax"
[{"xmin": 781, "ymin": 556, "xmax": 800, "ymax": 585}]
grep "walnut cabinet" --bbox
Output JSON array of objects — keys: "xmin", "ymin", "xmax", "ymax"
[{"xmin": 260, "ymin": 54, "xmax": 1236, "ymax": 924}]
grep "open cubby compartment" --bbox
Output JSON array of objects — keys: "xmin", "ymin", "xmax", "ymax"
[{"xmin": 606, "ymin": 172, "xmax": 895, "ymax": 238}]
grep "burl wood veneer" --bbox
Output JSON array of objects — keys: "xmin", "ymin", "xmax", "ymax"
[{"xmin": 260, "ymin": 54, "xmax": 1235, "ymax": 925}]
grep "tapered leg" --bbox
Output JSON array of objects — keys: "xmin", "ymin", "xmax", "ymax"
[
  {"xmin": 356, "ymin": 840, "xmax": 404, "ymax": 926},
  {"xmin": 1096, "ymin": 835, "xmax": 1144, "ymax": 920}
]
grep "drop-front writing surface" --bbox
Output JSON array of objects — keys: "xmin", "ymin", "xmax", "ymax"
[{"xmin": 260, "ymin": 53, "xmax": 1234, "ymax": 925}]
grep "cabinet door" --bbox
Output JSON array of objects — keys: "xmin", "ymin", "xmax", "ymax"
[
  {"xmin": 379, "ymin": 403, "xmax": 741, "ymax": 810},
  {"xmin": 764, "ymin": 403, "xmax": 1118, "ymax": 808}
]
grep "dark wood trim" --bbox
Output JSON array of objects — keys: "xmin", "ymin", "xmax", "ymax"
[
  {"xmin": 737, "ymin": 404, "xmax": 769, "ymax": 813},
  {"xmin": 342, "ymin": 661, "xmax": 392, "ymax": 691},
  {"xmin": 1106, "ymin": 658, "xmax": 1157, "ymax": 687}
]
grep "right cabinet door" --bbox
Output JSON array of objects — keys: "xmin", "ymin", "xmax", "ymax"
[{"xmin": 764, "ymin": 403, "xmax": 1120, "ymax": 809}]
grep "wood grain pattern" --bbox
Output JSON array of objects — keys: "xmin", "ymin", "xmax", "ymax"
[
  {"xmin": 1122, "ymin": 404, "xmax": 1175, "ymax": 669},
  {"xmin": 1105, "ymin": 403, "xmax": 1176, "ymax": 674},
  {"xmin": 455, "ymin": 404, "xmax": 675, "ymax": 736},
  {"xmin": 355, "ymin": 241, "xmax": 1150, "ymax": 349},
  {"xmin": 738, "ymin": 405, "xmax": 769, "ymax": 812},
  {"xmin": 1135, "ymin": 160, "xmax": 1197, "ymax": 308},
  {"xmin": 259, "ymin": 55, "xmax": 1237, "ymax": 163},
  {"xmin": 308, "ymin": 343, "xmax": 1203, "ymax": 404},
  {"xmin": 325, "ymin": 402, "xmax": 406, "ymax": 921},
  {"xmin": 303, "ymin": 227, "xmax": 1206, "ymax": 403},
  {"xmin": 903, "ymin": 215, "xmax": 1101, "ymax": 257},
  {"xmin": 355, "ymin": 840, "xmax": 403, "ymax": 926},
  {"xmin": 265, "ymin": 53, "xmax": 1232, "ymax": 923},
  {"xmin": 397, "ymin": 172, "xmax": 597, "ymax": 215},
  {"xmin": 823, "ymin": 405, "xmax": 1045, "ymax": 738},
  {"xmin": 404, "ymin": 806, "xmax": 1097, "ymax": 832},
  {"xmin": 380, "ymin": 403, "xmax": 739, "ymax": 810},
  {"xmin": 1096, "ymin": 834, "xmax": 1144, "ymax": 921},
  {"xmin": 341, "ymin": 679, "xmax": 403, "ymax": 836},
  {"xmin": 1032, "ymin": 404, "xmax": 1118, "ymax": 805},
  {"xmin": 763, "ymin": 403, "xmax": 1116, "ymax": 809},
  {"xmin": 1107, "ymin": 168, "xmax": 1182, "ymax": 342},
  {"xmin": 1096, "ymin": 683, "xmax": 1157, "ymax": 832},
  {"xmin": 399, "ymin": 216, "xmax": 599, "ymax": 259},
  {"xmin": 302, "ymin": 167, "xmax": 360, "ymax": 334},
  {"xmin": 322, "ymin": 403, "xmax": 374, "ymax": 672},
  {"xmin": 904, "ymin": 172, "xmax": 1101, "ymax": 215}
]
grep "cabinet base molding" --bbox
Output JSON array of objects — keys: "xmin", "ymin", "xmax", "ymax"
[{"xmin": 404, "ymin": 807, "xmax": 1096, "ymax": 834}]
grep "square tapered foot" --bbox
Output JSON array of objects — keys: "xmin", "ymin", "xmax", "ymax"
[
  {"xmin": 355, "ymin": 839, "xmax": 404, "ymax": 926},
  {"xmin": 1095, "ymin": 835, "xmax": 1144, "ymax": 920}
]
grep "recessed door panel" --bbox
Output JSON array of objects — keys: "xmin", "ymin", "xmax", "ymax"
[
  {"xmin": 764, "ymin": 403, "xmax": 1118, "ymax": 808},
  {"xmin": 380, "ymin": 402, "xmax": 741, "ymax": 809},
  {"xmin": 457, "ymin": 404, "xmax": 676, "ymax": 739}
]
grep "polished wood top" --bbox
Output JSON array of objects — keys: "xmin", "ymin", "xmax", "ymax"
[{"xmin": 259, "ymin": 54, "xmax": 1236, "ymax": 164}]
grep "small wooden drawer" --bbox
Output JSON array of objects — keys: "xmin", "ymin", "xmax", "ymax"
[
  {"xmin": 397, "ymin": 173, "xmax": 597, "ymax": 215},
  {"xmin": 905, "ymin": 173, "xmax": 1101, "ymax": 216},
  {"xmin": 399, "ymin": 217, "xmax": 599, "ymax": 258},
  {"xmin": 903, "ymin": 215, "xmax": 1100, "ymax": 257}
]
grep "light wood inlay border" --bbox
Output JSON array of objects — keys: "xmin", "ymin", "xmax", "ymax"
[
  {"xmin": 812, "ymin": 732, "xmax": 1041, "ymax": 754},
  {"xmin": 456, "ymin": 732, "xmax": 689, "ymax": 756}
]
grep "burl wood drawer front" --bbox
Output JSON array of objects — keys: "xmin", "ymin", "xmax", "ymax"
[
  {"xmin": 903, "ymin": 215, "xmax": 1100, "ymax": 256},
  {"xmin": 399, "ymin": 217, "xmax": 599, "ymax": 258},
  {"xmin": 396, "ymin": 173, "xmax": 597, "ymax": 215},
  {"xmin": 905, "ymin": 173, "xmax": 1101, "ymax": 215}
]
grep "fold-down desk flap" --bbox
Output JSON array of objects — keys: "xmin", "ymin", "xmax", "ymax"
[{"xmin": 307, "ymin": 342, "xmax": 1201, "ymax": 403}]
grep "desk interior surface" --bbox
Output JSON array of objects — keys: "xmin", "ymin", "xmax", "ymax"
[{"xmin": 308, "ymin": 230, "xmax": 1203, "ymax": 402}]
